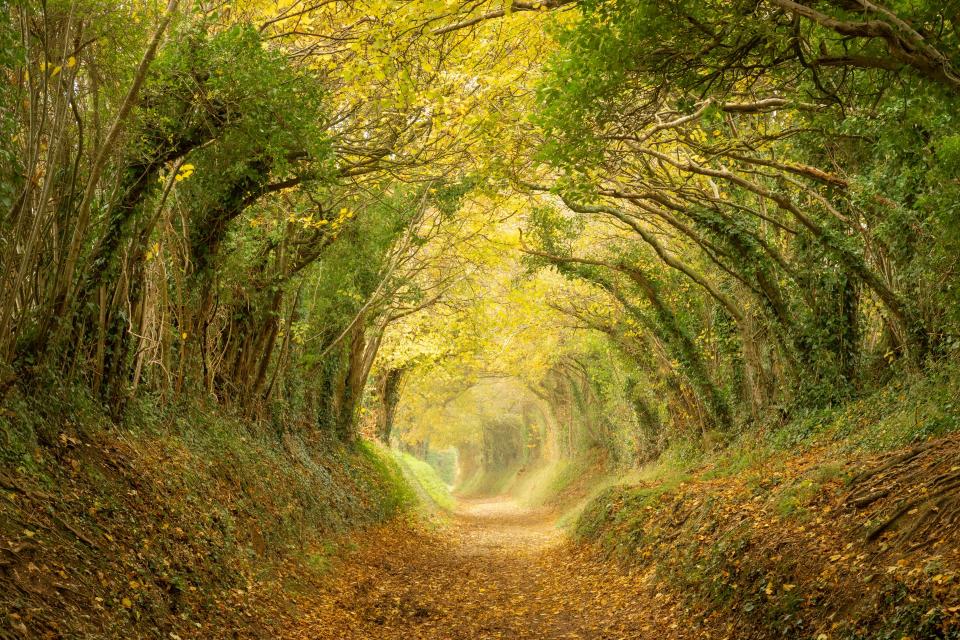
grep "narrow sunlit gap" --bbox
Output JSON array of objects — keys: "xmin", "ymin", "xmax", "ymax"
[{"xmin": 2, "ymin": 0, "xmax": 959, "ymax": 638}]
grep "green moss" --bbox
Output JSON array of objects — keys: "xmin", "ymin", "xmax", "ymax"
[
  {"xmin": 773, "ymin": 479, "xmax": 819, "ymax": 518},
  {"xmin": 303, "ymin": 540, "xmax": 340, "ymax": 574}
]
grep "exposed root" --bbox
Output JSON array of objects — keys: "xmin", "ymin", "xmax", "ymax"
[
  {"xmin": 848, "ymin": 489, "xmax": 889, "ymax": 509},
  {"xmin": 845, "ymin": 433, "xmax": 960, "ymax": 547}
]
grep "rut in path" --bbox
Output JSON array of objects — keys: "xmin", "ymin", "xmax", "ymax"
[{"xmin": 289, "ymin": 497, "xmax": 687, "ymax": 640}]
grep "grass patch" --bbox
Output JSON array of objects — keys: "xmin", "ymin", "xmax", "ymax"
[
  {"xmin": 392, "ymin": 449, "xmax": 455, "ymax": 511},
  {"xmin": 456, "ymin": 465, "xmax": 520, "ymax": 497}
]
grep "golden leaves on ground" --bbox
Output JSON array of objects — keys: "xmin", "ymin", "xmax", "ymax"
[
  {"xmin": 286, "ymin": 434, "xmax": 960, "ymax": 639},
  {"xmin": 288, "ymin": 497, "xmax": 696, "ymax": 640}
]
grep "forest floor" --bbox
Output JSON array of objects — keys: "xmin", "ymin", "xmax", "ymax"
[{"xmin": 287, "ymin": 496, "xmax": 687, "ymax": 640}]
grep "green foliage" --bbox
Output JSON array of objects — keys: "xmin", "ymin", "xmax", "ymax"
[
  {"xmin": 303, "ymin": 187, "xmax": 418, "ymax": 341},
  {"xmin": 0, "ymin": 8, "xmax": 20, "ymax": 210},
  {"xmin": 523, "ymin": 0, "xmax": 960, "ymax": 465},
  {"xmin": 0, "ymin": 371, "xmax": 106, "ymax": 471},
  {"xmin": 423, "ymin": 448, "xmax": 458, "ymax": 485},
  {"xmin": 137, "ymin": 24, "xmax": 333, "ymax": 275},
  {"xmin": 525, "ymin": 204, "xmax": 583, "ymax": 261}
]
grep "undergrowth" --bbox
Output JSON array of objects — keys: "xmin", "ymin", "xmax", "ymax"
[
  {"xmin": 572, "ymin": 360, "xmax": 960, "ymax": 639},
  {"xmin": 0, "ymin": 379, "xmax": 416, "ymax": 638}
]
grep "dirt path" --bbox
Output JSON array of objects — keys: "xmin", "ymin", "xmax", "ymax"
[{"xmin": 289, "ymin": 497, "xmax": 685, "ymax": 640}]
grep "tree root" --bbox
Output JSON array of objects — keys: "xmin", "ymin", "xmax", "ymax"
[
  {"xmin": 848, "ymin": 489, "xmax": 889, "ymax": 509},
  {"xmin": 847, "ymin": 442, "xmax": 933, "ymax": 487},
  {"xmin": 842, "ymin": 434, "xmax": 960, "ymax": 547},
  {"xmin": 866, "ymin": 478, "xmax": 960, "ymax": 542}
]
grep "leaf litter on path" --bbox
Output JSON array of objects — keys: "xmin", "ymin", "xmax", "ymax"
[{"xmin": 288, "ymin": 497, "xmax": 696, "ymax": 640}]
